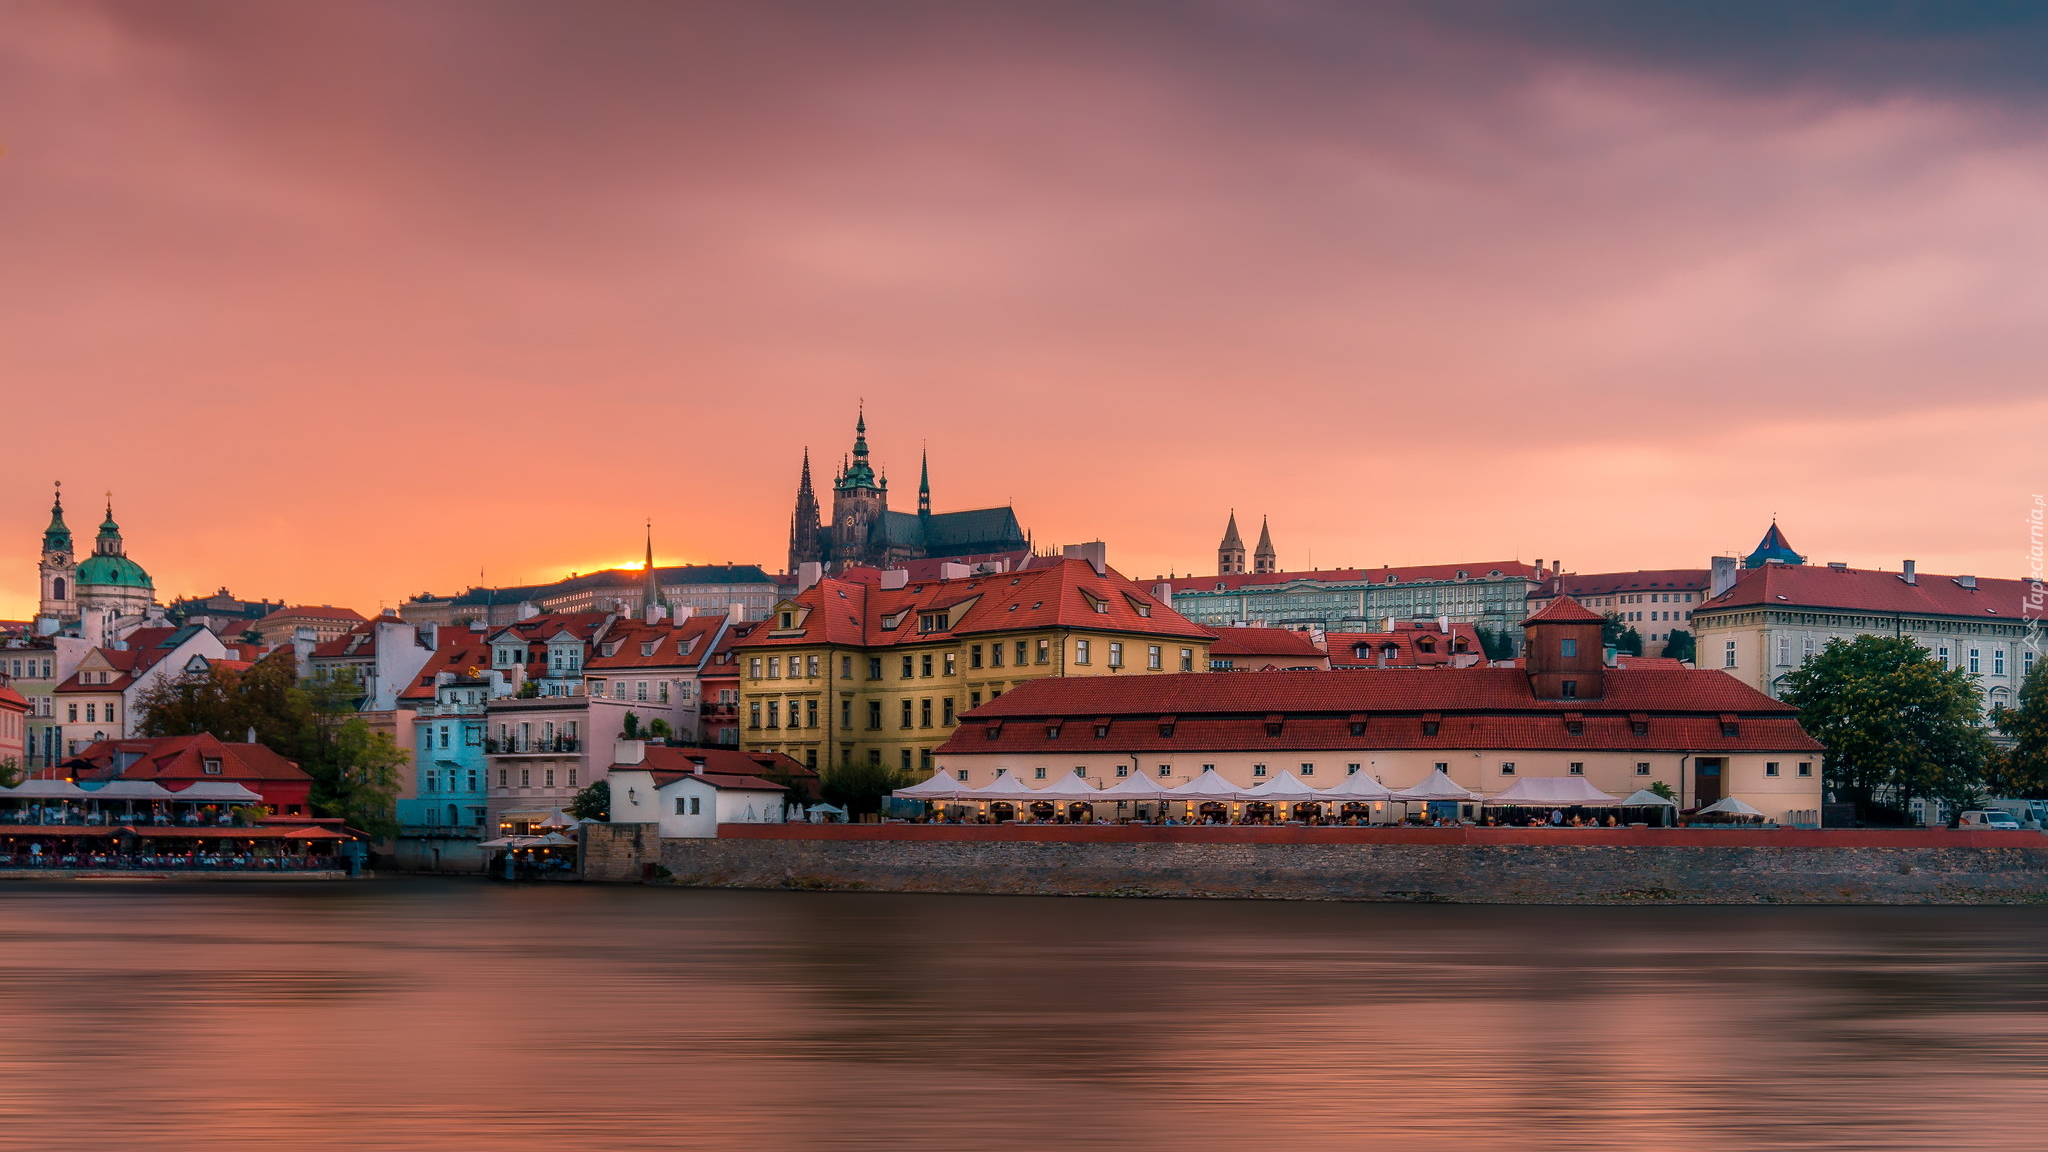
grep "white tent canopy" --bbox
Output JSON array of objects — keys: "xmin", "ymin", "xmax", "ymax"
[
  {"xmin": 970, "ymin": 773, "xmax": 1044, "ymax": 800},
  {"xmin": 1240, "ymin": 770, "xmax": 1322, "ymax": 803},
  {"xmin": 1319, "ymin": 771, "xmax": 1397, "ymax": 801},
  {"xmin": 4, "ymin": 780, "xmax": 88, "ymax": 799},
  {"xmin": 81, "ymin": 781, "xmax": 179, "ymax": 801},
  {"xmin": 1392, "ymin": 768, "xmax": 1482, "ymax": 803},
  {"xmin": 1166, "ymin": 768, "xmax": 1248, "ymax": 803},
  {"xmin": 1097, "ymin": 769, "xmax": 1173, "ymax": 801},
  {"xmin": 893, "ymin": 773, "xmax": 966, "ymax": 801},
  {"xmin": 1620, "ymin": 789, "xmax": 1679, "ymax": 808},
  {"xmin": 1696, "ymin": 796, "xmax": 1765, "ymax": 817},
  {"xmin": 1031, "ymin": 772, "xmax": 1104, "ymax": 800},
  {"xmin": 172, "ymin": 782, "xmax": 266, "ymax": 803},
  {"xmin": 1484, "ymin": 777, "xmax": 1622, "ymax": 807}
]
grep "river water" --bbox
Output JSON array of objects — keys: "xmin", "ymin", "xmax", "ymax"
[{"xmin": 0, "ymin": 879, "xmax": 2044, "ymax": 1151}]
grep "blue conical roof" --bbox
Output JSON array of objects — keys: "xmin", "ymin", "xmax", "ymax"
[{"xmin": 1744, "ymin": 521, "xmax": 1803, "ymax": 568}]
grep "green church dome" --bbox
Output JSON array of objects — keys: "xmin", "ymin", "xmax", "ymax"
[{"xmin": 75, "ymin": 552, "xmax": 153, "ymax": 590}]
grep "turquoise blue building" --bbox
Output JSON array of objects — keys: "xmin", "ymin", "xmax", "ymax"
[{"xmin": 399, "ymin": 671, "xmax": 498, "ymax": 870}]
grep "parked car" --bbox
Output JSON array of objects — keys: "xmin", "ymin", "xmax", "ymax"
[
  {"xmin": 1985, "ymin": 799, "xmax": 2047, "ymax": 827},
  {"xmin": 1958, "ymin": 810, "xmax": 2024, "ymax": 829}
]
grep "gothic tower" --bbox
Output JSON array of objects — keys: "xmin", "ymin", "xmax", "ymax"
[
  {"xmin": 830, "ymin": 408, "xmax": 888, "ymax": 568},
  {"xmin": 788, "ymin": 447, "xmax": 823, "ymax": 572},
  {"xmin": 1218, "ymin": 511, "xmax": 1245, "ymax": 575},
  {"xmin": 37, "ymin": 482, "xmax": 75, "ymax": 622},
  {"xmin": 642, "ymin": 523, "xmax": 663, "ymax": 614},
  {"xmin": 918, "ymin": 446, "xmax": 931, "ymax": 521},
  {"xmin": 1253, "ymin": 517, "xmax": 1277, "ymax": 574}
]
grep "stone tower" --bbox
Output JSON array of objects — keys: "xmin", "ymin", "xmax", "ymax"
[
  {"xmin": 1217, "ymin": 511, "xmax": 1245, "ymax": 575},
  {"xmin": 37, "ymin": 482, "xmax": 75, "ymax": 623},
  {"xmin": 830, "ymin": 408, "xmax": 888, "ymax": 568},
  {"xmin": 788, "ymin": 447, "xmax": 823, "ymax": 573},
  {"xmin": 1253, "ymin": 517, "xmax": 1277, "ymax": 574}
]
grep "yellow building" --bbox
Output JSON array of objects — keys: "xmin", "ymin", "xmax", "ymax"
[{"xmin": 734, "ymin": 556, "xmax": 1213, "ymax": 775}]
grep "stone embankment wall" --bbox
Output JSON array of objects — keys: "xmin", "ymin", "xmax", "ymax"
[{"xmin": 578, "ymin": 824, "xmax": 2048, "ymax": 904}]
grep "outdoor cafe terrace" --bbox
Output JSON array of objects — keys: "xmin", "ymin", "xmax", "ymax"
[{"xmin": 0, "ymin": 779, "xmax": 359, "ymax": 872}]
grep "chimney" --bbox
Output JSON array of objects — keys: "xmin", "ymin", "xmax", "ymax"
[
  {"xmin": 1710, "ymin": 555, "xmax": 1738, "ymax": 598},
  {"xmin": 245, "ymin": 726, "xmax": 257, "ymax": 745},
  {"xmin": 939, "ymin": 562, "xmax": 972, "ymax": 580},
  {"xmin": 726, "ymin": 602, "xmax": 745, "ymax": 623},
  {"xmin": 1902, "ymin": 560, "xmax": 1917, "ymax": 585},
  {"xmin": 1151, "ymin": 581, "xmax": 1174, "ymax": 609},
  {"xmin": 1062, "ymin": 541, "xmax": 1108, "ymax": 577},
  {"xmin": 796, "ymin": 561, "xmax": 824, "ymax": 594},
  {"xmin": 417, "ymin": 623, "xmax": 438, "ymax": 651},
  {"xmin": 644, "ymin": 603, "xmax": 666, "ymax": 624},
  {"xmin": 879, "ymin": 569, "xmax": 909, "ymax": 590},
  {"xmin": 1535, "ymin": 559, "xmax": 1544, "ymax": 579},
  {"xmin": 1438, "ymin": 615, "xmax": 1450, "ymax": 634},
  {"xmin": 515, "ymin": 601, "xmax": 540, "ymax": 621},
  {"xmin": 614, "ymin": 738, "xmax": 646, "ymax": 766},
  {"xmin": 82, "ymin": 610, "xmax": 105, "ymax": 649}
]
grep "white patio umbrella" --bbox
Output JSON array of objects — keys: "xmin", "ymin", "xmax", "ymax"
[
  {"xmin": 1391, "ymin": 768, "xmax": 1482, "ymax": 803},
  {"xmin": 1695, "ymin": 796, "xmax": 1765, "ymax": 821},
  {"xmin": 1031, "ymin": 772, "xmax": 1102, "ymax": 799},
  {"xmin": 1619, "ymin": 788, "xmax": 1679, "ymax": 808},
  {"xmin": 1483, "ymin": 777, "xmax": 1621, "ymax": 807},
  {"xmin": 1097, "ymin": 768, "xmax": 1172, "ymax": 801},
  {"xmin": 892, "ymin": 772, "xmax": 967, "ymax": 802},
  {"xmin": 1166, "ymin": 768, "xmax": 1249, "ymax": 803},
  {"xmin": 968, "ymin": 773, "xmax": 1044, "ymax": 800}
]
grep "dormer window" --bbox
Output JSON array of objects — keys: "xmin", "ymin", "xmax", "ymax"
[
  {"xmin": 985, "ymin": 721, "xmax": 1003, "ymax": 740},
  {"xmin": 1629, "ymin": 712, "xmax": 1649, "ymax": 736},
  {"xmin": 1094, "ymin": 717, "xmax": 1111, "ymax": 738},
  {"xmin": 1561, "ymin": 680, "xmax": 1578, "ymax": 699},
  {"xmin": 1264, "ymin": 713, "xmax": 1284, "ymax": 737},
  {"xmin": 919, "ymin": 613, "xmax": 948, "ymax": 633},
  {"xmin": 640, "ymin": 641, "xmax": 656, "ymax": 657},
  {"xmin": 780, "ymin": 611, "xmax": 794, "ymax": 629},
  {"xmin": 1348, "ymin": 713, "xmax": 1367, "ymax": 737},
  {"xmin": 202, "ymin": 758, "xmax": 222, "ymax": 775},
  {"xmin": 1421, "ymin": 713, "xmax": 1441, "ymax": 737},
  {"xmin": 1045, "ymin": 723, "xmax": 1061, "ymax": 740},
  {"xmin": 1158, "ymin": 715, "xmax": 1177, "ymax": 738},
  {"xmin": 1564, "ymin": 712, "xmax": 1584, "ymax": 736},
  {"xmin": 1719, "ymin": 715, "xmax": 1740, "ymax": 739}
]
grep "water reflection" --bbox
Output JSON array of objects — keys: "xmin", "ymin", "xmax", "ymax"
[{"xmin": 0, "ymin": 880, "xmax": 2042, "ymax": 1150}]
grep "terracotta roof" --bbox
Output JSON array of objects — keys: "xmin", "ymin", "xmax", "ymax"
[
  {"xmin": 1164, "ymin": 561, "xmax": 1539, "ymax": 595},
  {"xmin": 0, "ymin": 684, "xmax": 26, "ymax": 710},
  {"xmin": 735, "ymin": 558, "xmax": 1211, "ymax": 650},
  {"xmin": 397, "ymin": 630, "xmax": 502, "ymax": 700},
  {"xmin": 586, "ymin": 616, "xmax": 727, "ymax": 671},
  {"xmin": 1326, "ymin": 622, "xmax": 1483, "ymax": 668},
  {"xmin": 948, "ymin": 712, "xmax": 1818, "ymax": 754},
  {"xmin": 484, "ymin": 612, "xmax": 613, "ymax": 644},
  {"xmin": 1523, "ymin": 596, "xmax": 1605, "ymax": 625},
  {"xmin": 620, "ymin": 745, "xmax": 813, "ymax": 789},
  {"xmin": 1536, "ymin": 569, "xmax": 1711, "ymax": 598},
  {"xmin": 64, "ymin": 734, "xmax": 312, "ymax": 784},
  {"xmin": 257, "ymin": 605, "xmax": 368, "ymax": 625},
  {"xmin": 1204, "ymin": 628, "xmax": 1325, "ymax": 659},
  {"xmin": 1700, "ymin": 563, "xmax": 2031, "ymax": 619}
]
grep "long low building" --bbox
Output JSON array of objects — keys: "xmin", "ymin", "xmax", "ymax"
[{"xmin": 933, "ymin": 597, "xmax": 1825, "ymax": 823}]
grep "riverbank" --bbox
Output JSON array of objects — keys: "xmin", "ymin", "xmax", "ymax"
[{"xmin": 582, "ymin": 823, "xmax": 2048, "ymax": 904}]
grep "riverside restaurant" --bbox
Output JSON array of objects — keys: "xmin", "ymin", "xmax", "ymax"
[
  {"xmin": 894, "ymin": 768, "xmax": 1718, "ymax": 828},
  {"xmin": 0, "ymin": 779, "xmax": 360, "ymax": 872}
]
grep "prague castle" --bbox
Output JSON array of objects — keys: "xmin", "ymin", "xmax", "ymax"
[{"xmin": 788, "ymin": 411, "xmax": 1029, "ymax": 574}]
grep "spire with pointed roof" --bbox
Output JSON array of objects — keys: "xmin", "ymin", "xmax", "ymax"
[
  {"xmin": 918, "ymin": 445, "xmax": 931, "ymax": 518},
  {"xmin": 789, "ymin": 447, "xmax": 824, "ymax": 572},
  {"xmin": 642, "ymin": 522, "xmax": 663, "ymax": 610},
  {"xmin": 1218, "ymin": 511, "xmax": 1246, "ymax": 575},
  {"xmin": 1253, "ymin": 516, "xmax": 1277, "ymax": 574},
  {"xmin": 837, "ymin": 407, "xmax": 879, "ymax": 492},
  {"xmin": 42, "ymin": 481, "xmax": 71, "ymax": 554},
  {"xmin": 97, "ymin": 496, "xmax": 124, "ymax": 556},
  {"xmin": 1744, "ymin": 520, "xmax": 1804, "ymax": 569}
]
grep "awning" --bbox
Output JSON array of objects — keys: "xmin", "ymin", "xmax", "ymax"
[
  {"xmin": 1097, "ymin": 769, "xmax": 1173, "ymax": 801},
  {"xmin": 1484, "ymin": 777, "xmax": 1622, "ymax": 807},
  {"xmin": 968, "ymin": 774, "xmax": 1044, "ymax": 800},
  {"xmin": 1030, "ymin": 772, "xmax": 1102, "ymax": 799},
  {"xmin": 1165, "ymin": 768, "xmax": 1249, "ymax": 803},
  {"xmin": 1619, "ymin": 788, "xmax": 1679, "ymax": 807},
  {"xmin": 3, "ymin": 780, "xmax": 87, "ymax": 799},
  {"xmin": 79, "ymin": 781, "xmax": 178, "ymax": 800},
  {"xmin": 1319, "ymin": 771, "xmax": 1396, "ymax": 801},
  {"xmin": 284, "ymin": 826, "xmax": 353, "ymax": 840},
  {"xmin": 171, "ymin": 782, "xmax": 265, "ymax": 803},
  {"xmin": 1239, "ymin": 770, "xmax": 1322, "ymax": 803},
  {"xmin": 1696, "ymin": 796, "xmax": 1765, "ymax": 817},
  {"xmin": 1391, "ymin": 768, "xmax": 1481, "ymax": 803},
  {"xmin": 893, "ymin": 773, "xmax": 967, "ymax": 801}
]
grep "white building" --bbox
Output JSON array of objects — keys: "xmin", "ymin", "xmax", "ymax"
[{"xmin": 605, "ymin": 741, "xmax": 806, "ymax": 837}]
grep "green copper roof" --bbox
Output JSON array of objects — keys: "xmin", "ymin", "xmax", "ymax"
[
  {"xmin": 76, "ymin": 552, "xmax": 153, "ymax": 590},
  {"xmin": 42, "ymin": 490, "xmax": 71, "ymax": 552}
]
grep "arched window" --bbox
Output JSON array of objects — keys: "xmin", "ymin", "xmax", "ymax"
[
  {"xmin": 447, "ymin": 803, "xmax": 458, "ymax": 825},
  {"xmin": 51, "ymin": 577, "xmax": 66, "ymax": 601}
]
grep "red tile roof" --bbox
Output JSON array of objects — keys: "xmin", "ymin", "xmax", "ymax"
[
  {"xmin": 586, "ymin": 616, "xmax": 728, "ymax": 671},
  {"xmin": 1326, "ymin": 622, "xmax": 1484, "ymax": 668},
  {"xmin": 1523, "ymin": 596, "xmax": 1605, "ymax": 625},
  {"xmin": 397, "ymin": 630, "xmax": 502, "ymax": 701},
  {"xmin": 64, "ymin": 734, "xmax": 312, "ymax": 785},
  {"xmin": 1700, "ymin": 563, "xmax": 2032, "ymax": 619},
  {"xmin": 736, "ymin": 558, "xmax": 1211, "ymax": 650},
  {"xmin": 1535, "ymin": 569, "xmax": 1710, "ymax": 599},
  {"xmin": 0, "ymin": 684, "xmax": 26, "ymax": 711},
  {"xmin": 941, "ymin": 669, "xmax": 1817, "ymax": 754},
  {"xmin": 257, "ymin": 605, "xmax": 368, "ymax": 626},
  {"xmin": 619, "ymin": 745, "xmax": 813, "ymax": 788},
  {"xmin": 1204, "ymin": 627, "xmax": 1325, "ymax": 659}
]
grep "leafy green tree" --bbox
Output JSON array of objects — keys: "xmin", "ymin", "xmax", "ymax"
[
  {"xmin": 1991, "ymin": 659, "xmax": 2048, "ymax": 798},
  {"xmin": 1663, "ymin": 629, "xmax": 1697, "ymax": 663},
  {"xmin": 1602, "ymin": 613, "xmax": 1643, "ymax": 656},
  {"xmin": 1780, "ymin": 635, "xmax": 1994, "ymax": 815},
  {"xmin": 1647, "ymin": 780, "xmax": 1677, "ymax": 801},
  {"xmin": 0, "ymin": 757, "xmax": 22, "ymax": 789},
  {"xmin": 646, "ymin": 717, "xmax": 673, "ymax": 741},
  {"xmin": 821, "ymin": 759, "xmax": 909, "ymax": 815},
  {"xmin": 515, "ymin": 679, "xmax": 540, "ymax": 698},
  {"xmin": 1474, "ymin": 626, "xmax": 1517, "ymax": 661},
  {"xmin": 568, "ymin": 779, "xmax": 610, "ymax": 821},
  {"xmin": 622, "ymin": 711, "xmax": 642, "ymax": 739}
]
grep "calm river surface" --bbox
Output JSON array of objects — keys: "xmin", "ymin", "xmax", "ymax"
[{"xmin": 0, "ymin": 879, "xmax": 2045, "ymax": 1150}]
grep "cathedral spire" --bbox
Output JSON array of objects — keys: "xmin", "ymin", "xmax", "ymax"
[
  {"xmin": 1253, "ymin": 516, "xmax": 1276, "ymax": 574},
  {"xmin": 642, "ymin": 521, "xmax": 662, "ymax": 611},
  {"xmin": 1217, "ymin": 510, "xmax": 1245, "ymax": 575},
  {"xmin": 837, "ymin": 408, "xmax": 879, "ymax": 492},
  {"xmin": 918, "ymin": 445, "xmax": 931, "ymax": 517},
  {"xmin": 43, "ymin": 481, "xmax": 71, "ymax": 554}
]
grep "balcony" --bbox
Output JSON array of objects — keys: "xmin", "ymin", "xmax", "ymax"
[{"xmin": 485, "ymin": 736, "xmax": 582, "ymax": 755}]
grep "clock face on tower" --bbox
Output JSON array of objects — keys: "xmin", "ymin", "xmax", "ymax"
[{"xmin": 842, "ymin": 514, "xmax": 855, "ymax": 527}]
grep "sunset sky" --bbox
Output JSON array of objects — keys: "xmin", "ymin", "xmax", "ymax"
[{"xmin": 5, "ymin": 2, "xmax": 2047, "ymax": 618}]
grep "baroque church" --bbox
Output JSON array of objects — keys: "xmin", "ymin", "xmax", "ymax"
[
  {"xmin": 35, "ymin": 483, "xmax": 159, "ymax": 637},
  {"xmin": 788, "ymin": 411, "xmax": 1030, "ymax": 573}
]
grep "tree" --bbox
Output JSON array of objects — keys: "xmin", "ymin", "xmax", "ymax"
[
  {"xmin": 1663, "ymin": 629, "xmax": 1697, "ymax": 664},
  {"xmin": 569, "ymin": 779, "xmax": 610, "ymax": 821},
  {"xmin": 1991, "ymin": 660, "xmax": 2048, "ymax": 798},
  {"xmin": 1474, "ymin": 626, "xmax": 1517, "ymax": 661},
  {"xmin": 622, "ymin": 711, "xmax": 642, "ymax": 739},
  {"xmin": 315, "ymin": 713, "xmax": 407, "ymax": 840},
  {"xmin": 646, "ymin": 717, "xmax": 673, "ymax": 741},
  {"xmin": 0, "ymin": 757, "xmax": 22, "ymax": 790},
  {"xmin": 1647, "ymin": 780, "xmax": 1677, "ymax": 801},
  {"xmin": 821, "ymin": 759, "xmax": 909, "ymax": 815},
  {"xmin": 1602, "ymin": 613, "xmax": 1643, "ymax": 656},
  {"xmin": 1780, "ymin": 635, "xmax": 1994, "ymax": 816}
]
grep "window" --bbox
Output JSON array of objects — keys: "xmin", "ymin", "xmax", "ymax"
[
  {"xmin": 1777, "ymin": 636, "xmax": 1791, "ymax": 666},
  {"xmin": 901, "ymin": 749, "xmax": 913, "ymax": 770},
  {"xmin": 1421, "ymin": 721, "xmax": 1439, "ymax": 736},
  {"xmin": 1724, "ymin": 640, "xmax": 1737, "ymax": 668},
  {"xmin": 498, "ymin": 768, "xmax": 508, "ymax": 788},
  {"xmin": 85, "ymin": 703, "xmax": 96, "ymax": 724},
  {"xmin": 1075, "ymin": 640, "xmax": 1091, "ymax": 665},
  {"xmin": 919, "ymin": 749, "xmax": 932, "ymax": 772},
  {"xmin": 660, "ymin": 681, "xmax": 671, "ymax": 703},
  {"xmin": 1969, "ymin": 649, "xmax": 1981, "ymax": 674},
  {"xmin": 545, "ymin": 768, "xmax": 556, "ymax": 787},
  {"xmin": 1034, "ymin": 767, "xmax": 1047, "ymax": 780},
  {"xmin": 1148, "ymin": 645, "xmax": 1162, "ymax": 670},
  {"xmin": 67, "ymin": 704, "xmax": 76, "ymax": 722},
  {"xmin": 806, "ymin": 699, "xmax": 818, "ymax": 728},
  {"xmin": 749, "ymin": 657, "xmax": 762, "ymax": 678},
  {"xmin": 467, "ymin": 769, "xmax": 478, "ymax": 790},
  {"xmin": 1568, "ymin": 762, "xmax": 1584, "ymax": 776},
  {"xmin": 520, "ymin": 768, "xmax": 531, "ymax": 787},
  {"xmin": 920, "ymin": 699, "xmax": 933, "ymax": 728},
  {"xmin": 690, "ymin": 796, "xmax": 701, "ymax": 815},
  {"xmin": 970, "ymin": 645, "xmax": 984, "ymax": 669},
  {"xmin": 921, "ymin": 654, "xmax": 934, "ymax": 678},
  {"xmin": 203, "ymin": 758, "xmax": 222, "ymax": 775},
  {"xmin": 1299, "ymin": 763, "xmax": 1314, "ymax": 776},
  {"xmin": 807, "ymin": 655, "xmax": 820, "ymax": 678},
  {"xmin": 970, "ymin": 691, "xmax": 982, "ymax": 708},
  {"xmin": 1180, "ymin": 648, "xmax": 1195, "ymax": 671},
  {"xmin": 991, "ymin": 643, "xmax": 1004, "ymax": 668},
  {"xmin": 868, "ymin": 700, "xmax": 882, "ymax": 729},
  {"xmin": 1938, "ymin": 645, "xmax": 1951, "ymax": 667},
  {"xmin": 1501, "ymin": 762, "xmax": 1516, "ymax": 775},
  {"xmin": 1116, "ymin": 765, "xmax": 1129, "ymax": 777},
  {"xmin": 1636, "ymin": 762, "xmax": 1651, "ymax": 775},
  {"xmin": 1561, "ymin": 680, "xmax": 1577, "ymax": 699},
  {"xmin": 1159, "ymin": 764, "xmax": 1174, "ymax": 777},
  {"xmin": 841, "ymin": 655, "xmax": 853, "ymax": 679},
  {"xmin": 767, "ymin": 700, "xmax": 780, "ymax": 728},
  {"xmin": 957, "ymin": 770, "xmax": 969, "ymax": 781},
  {"xmin": 942, "ymin": 698, "xmax": 955, "ymax": 725},
  {"xmin": 900, "ymin": 700, "xmax": 913, "ymax": 729},
  {"xmin": 944, "ymin": 652, "xmax": 956, "ymax": 677},
  {"xmin": 439, "ymin": 727, "xmax": 450, "ymax": 749},
  {"xmin": 675, "ymin": 796, "xmax": 688, "ymax": 815},
  {"xmin": 867, "ymin": 657, "xmax": 882, "ymax": 679},
  {"xmin": 1798, "ymin": 761, "xmax": 1812, "ymax": 777},
  {"xmin": 748, "ymin": 701, "xmax": 762, "ymax": 728},
  {"xmin": 1035, "ymin": 639, "xmax": 1049, "ymax": 664},
  {"xmin": 1252, "ymin": 764, "xmax": 1268, "ymax": 777},
  {"xmin": 1347, "ymin": 763, "xmax": 1361, "ymax": 775},
  {"xmin": 1803, "ymin": 635, "xmax": 1816, "ymax": 661},
  {"xmin": 1765, "ymin": 761, "xmax": 1780, "ymax": 777},
  {"xmin": 767, "ymin": 657, "xmax": 780, "ymax": 679},
  {"xmin": 1995, "ymin": 649, "xmax": 2007, "ymax": 676},
  {"xmin": 901, "ymin": 656, "xmax": 914, "ymax": 679},
  {"xmin": 1560, "ymin": 638, "xmax": 1577, "ymax": 658},
  {"xmin": 1108, "ymin": 643, "xmax": 1123, "ymax": 668},
  {"xmin": 637, "ymin": 680, "xmax": 649, "ymax": 701}
]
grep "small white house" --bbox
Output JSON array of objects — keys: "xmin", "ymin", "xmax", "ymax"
[{"xmin": 606, "ymin": 740, "xmax": 799, "ymax": 838}]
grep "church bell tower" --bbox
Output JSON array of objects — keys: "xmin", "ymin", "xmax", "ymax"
[{"xmin": 37, "ymin": 481, "xmax": 75, "ymax": 623}]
